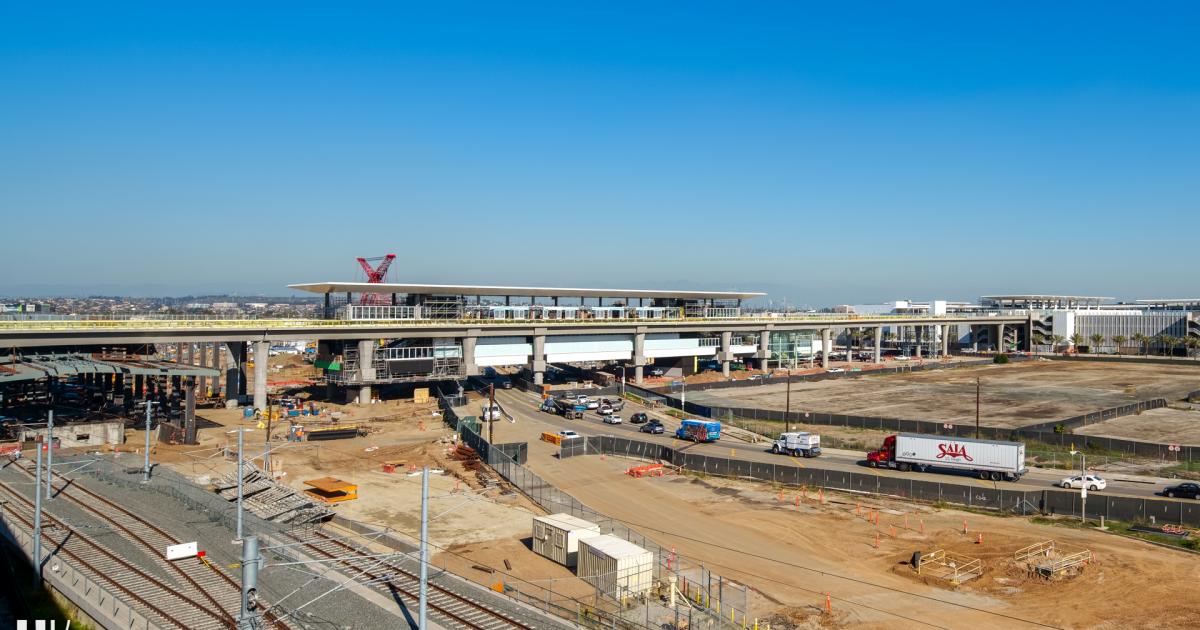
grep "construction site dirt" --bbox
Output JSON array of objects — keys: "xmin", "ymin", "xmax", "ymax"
[{"xmin": 685, "ymin": 360, "xmax": 1200, "ymax": 433}]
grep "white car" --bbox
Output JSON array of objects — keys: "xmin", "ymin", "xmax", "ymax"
[
  {"xmin": 586, "ymin": 400, "xmax": 600, "ymax": 410},
  {"xmin": 558, "ymin": 430, "xmax": 581, "ymax": 440},
  {"xmin": 894, "ymin": 355, "xmax": 910, "ymax": 361},
  {"xmin": 603, "ymin": 415, "xmax": 623, "ymax": 425},
  {"xmin": 1059, "ymin": 474, "xmax": 1106, "ymax": 491},
  {"xmin": 597, "ymin": 406, "xmax": 613, "ymax": 415},
  {"xmin": 827, "ymin": 368, "xmax": 845, "ymax": 374}
]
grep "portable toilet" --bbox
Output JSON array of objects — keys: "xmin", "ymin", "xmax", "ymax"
[
  {"xmin": 532, "ymin": 513, "xmax": 601, "ymax": 567},
  {"xmin": 576, "ymin": 535, "xmax": 654, "ymax": 598}
]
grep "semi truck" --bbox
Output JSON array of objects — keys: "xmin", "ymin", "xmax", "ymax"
[
  {"xmin": 772, "ymin": 432, "xmax": 821, "ymax": 458},
  {"xmin": 541, "ymin": 397, "xmax": 586, "ymax": 420},
  {"xmin": 866, "ymin": 434, "xmax": 1027, "ymax": 481},
  {"xmin": 676, "ymin": 419, "xmax": 721, "ymax": 443}
]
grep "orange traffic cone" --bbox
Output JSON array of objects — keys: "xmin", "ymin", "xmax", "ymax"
[
  {"xmin": 824, "ymin": 593, "xmax": 832, "ymax": 614},
  {"xmin": 819, "ymin": 487, "xmax": 825, "ymax": 504},
  {"xmin": 976, "ymin": 532, "xmax": 983, "ymax": 545},
  {"xmin": 962, "ymin": 519, "xmax": 968, "ymax": 534},
  {"xmin": 874, "ymin": 532, "xmax": 880, "ymax": 548}
]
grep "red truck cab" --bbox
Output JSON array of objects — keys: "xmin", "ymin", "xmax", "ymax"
[{"xmin": 866, "ymin": 435, "xmax": 896, "ymax": 466}]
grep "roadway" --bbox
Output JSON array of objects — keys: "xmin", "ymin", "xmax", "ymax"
[{"xmin": 486, "ymin": 388, "xmax": 1175, "ymax": 501}]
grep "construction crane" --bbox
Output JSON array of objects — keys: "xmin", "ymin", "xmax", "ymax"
[{"xmin": 356, "ymin": 254, "xmax": 396, "ymax": 305}]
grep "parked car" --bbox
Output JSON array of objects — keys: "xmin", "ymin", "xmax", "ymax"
[
  {"xmin": 558, "ymin": 430, "xmax": 581, "ymax": 440},
  {"xmin": 640, "ymin": 420, "xmax": 665, "ymax": 434},
  {"xmin": 1058, "ymin": 474, "xmax": 1107, "ymax": 491},
  {"xmin": 894, "ymin": 355, "xmax": 911, "ymax": 361},
  {"xmin": 1163, "ymin": 482, "xmax": 1200, "ymax": 499},
  {"xmin": 826, "ymin": 368, "xmax": 845, "ymax": 374},
  {"xmin": 603, "ymin": 414, "xmax": 623, "ymax": 425},
  {"xmin": 647, "ymin": 367, "xmax": 665, "ymax": 377},
  {"xmin": 586, "ymin": 400, "xmax": 600, "ymax": 410},
  {"xmin": 629, "ymin": 412, "xmax": 649, "ymax": 424},
  {"xmin": 600, "ymin": 398, "xmax": 625, "ymax": 412}
]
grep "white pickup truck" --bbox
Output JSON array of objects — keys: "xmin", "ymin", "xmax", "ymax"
[{"xmin": 772, "ymin": 432, "xmax": 822, "ymax": 458}]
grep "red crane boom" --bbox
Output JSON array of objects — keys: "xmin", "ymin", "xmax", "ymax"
[{"xmin": 356, "ymin": 254, "xmax": 396, "ymax": 305}]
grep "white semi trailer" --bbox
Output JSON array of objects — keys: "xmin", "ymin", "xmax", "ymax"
[{"xmin": 867, "ymin": 434, "xmax": 1026, "ymax": 481}]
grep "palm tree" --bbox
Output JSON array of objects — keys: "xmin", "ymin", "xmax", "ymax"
[
  {"xmin": 1089, "ymin": 333, "xmax": 1105, "ymax": 355},
  {"xmin": 1069, "ymin": 332, "xmax": 1084, "ymax": 353},
  {"xmin": 1186, "ymin": 336, "xmax": 1200, "ymax": 360},
  {"xmin": 1032, "ymin": 332, "xmax": 1046, "ymax": 354},
  {"xmin": 1051, "ymin": 334, "xmax": 1066, "ymax": 355},
  {"xmin": 1111, "ymin": 335, "xmax": 1127, "ymax": 356},
  {"xmin": 1154, "ymin": 334, "xmax": 1172, "ymax": 357},
  {"xmin": 1132, "ymin": 333, "xmax": 1148, "ymax": 356}
]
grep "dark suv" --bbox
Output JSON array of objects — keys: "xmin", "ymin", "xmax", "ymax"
[
  {"xmin": 629, "ymin": 412, "xmax": 648, "ymax": 424},
  {"xmin": 1163, "ymin": 482, "xmax": 1200, "ymax": 499},
  {"xmin": 640, "ymin": 420, "xmax": 664, "ymax": 434}
]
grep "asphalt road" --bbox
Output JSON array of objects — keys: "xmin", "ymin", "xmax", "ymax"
[{"xmin": 488, "ymin": 388, "xmax": 1181, "ymax": 501}]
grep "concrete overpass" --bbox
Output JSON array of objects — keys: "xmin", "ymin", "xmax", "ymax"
[{"xmin": 0, "ymin": 280, "xmax": 1032, "ymax": 410}]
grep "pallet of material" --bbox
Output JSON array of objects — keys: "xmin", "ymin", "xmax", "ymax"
[{"xmin": 303, "ymin": 477, "xmax": 358, "ymax": 503}]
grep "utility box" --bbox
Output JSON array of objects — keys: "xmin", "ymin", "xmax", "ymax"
[
  {"xmin": 532, "ymin": 513, "xmax": 601, "ymax": 567},
  {"xmin": 577, "ymin": 535, "xmax": 654, "ymax": 598}
]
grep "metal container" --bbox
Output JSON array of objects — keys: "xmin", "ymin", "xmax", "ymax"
[
  {"xmin": 576, "ymin": 534, "xmax": 654, "ymax": 598},
  {"xmin": 532, "ymin": 513, "xmax": 601, "ymax": 567}
]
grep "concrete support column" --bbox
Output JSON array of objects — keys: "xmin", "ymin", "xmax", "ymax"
[
  {"xmin": 941, "ymin": 325, "xmax": 950, "ymax": 357},
  {"xmin": 134, "ymin": 374, "xmax": 144, "ymax": 400},
  {"xmin": 720, "ymin": 331, "xmax": 732, "ymax": 377},
  {"xmin": 757, "ymin": 330, "xmax": 771, "ymax": 372},
  {"xmin": 874, "ymin": 327, "xmax": 883, "ymax": 363},
  {"xmin": 821, "ymin": 329, "xmax": 831, "ymax": 368},
  {"xmin": 357, "ymin": 339, "xmax": 376, "ymax": 406},
  {"xmin": 971, "ymin": 325, "xmax": 979, "ymax": 351},
  {"xmin": 531, "ymin": 331, "xmax": 547, "ymax": 383},
  {"xmin": 462, "ymin": 333, "xmax": 479, "ymax": 376},
  {"xmin": 224, "ymin": 342, "xmax": 247, "ymax": 401},
  {"xmin": 633, "ymin": 331, "xmax": 646, "ymax": 384},
  {"xmin": 915, "ymin": 329, "xmax": 923, "ymax": 359},
  {"xmin": 254, "ymin": 340, "xmax": 269, "ymax": 410},
  {"xmin": 997, "ymin": 324, "xmax": 1006, "ymax": 352},
  {"xmin": 198, "ymin": 342, "xmax": 209, "ymax": 396}
]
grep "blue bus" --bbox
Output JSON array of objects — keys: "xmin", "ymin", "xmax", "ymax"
[{"xmin": 676, "ymin": 419, "xmax": 721, "ymax": 442}]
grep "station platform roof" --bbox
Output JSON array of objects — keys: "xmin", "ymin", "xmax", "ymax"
[
  {"xmin": 0, "ymin": 353, "xmax": 218, "ymax": 384},
  {"xmin": 288, "ymin": 281, "xmax": 765, "ymax": 301}
]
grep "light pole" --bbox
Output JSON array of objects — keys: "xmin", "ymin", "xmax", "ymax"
[
  {"xmin": 142, "ymin": 402, "xmax": 156, "ymax": 482},
  {"xmin": 975, "ymin": 377, "xmax": 981, "ymax": 440},
  {"xmin": 45, "ymin": 410, "xmax": 54, "ymax": 500},
  {"xmin": 32, "ymin": 444, "xmax": 43, "ymax": 586},
  {"xmin": 784, "ymin": 367, "xmax": 792, "ymax": 433},
  {"xmin": 1080, "ymin": 446, "xmax": 1089, "ymax": 525}
]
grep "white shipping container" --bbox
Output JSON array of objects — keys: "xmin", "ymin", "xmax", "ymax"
[
  {"xmin": 895, "ymin": 434, "xmax": 1026, "ymax": 475},
  {"xmin": 532, "ymin": 513, "xmax": 601, "ymax": 567},
  {"xmin": 577, "ymin": 535, "xmax": 654, "ymax": 598}
]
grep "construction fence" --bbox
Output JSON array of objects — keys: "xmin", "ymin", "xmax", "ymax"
[
  {"xmin": 561, "ymin": 434, "xmax": 1200, "ymax": 527},
  {"xmin": 626, "ymin": 384, "xmax": 1197, "ymax": 462},
  {"xmin": 437, "ymin": 389, "xmax": 748, "ymax": 629}
]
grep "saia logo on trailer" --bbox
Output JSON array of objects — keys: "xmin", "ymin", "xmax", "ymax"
[{"xmin": 936, "ymin": 443, "xmax": 973, "ymax": 461}]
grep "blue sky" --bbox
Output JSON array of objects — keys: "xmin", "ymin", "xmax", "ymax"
[{"xmin": 1, "ymin": 2, "xmax": 1196, "ymax": 306}]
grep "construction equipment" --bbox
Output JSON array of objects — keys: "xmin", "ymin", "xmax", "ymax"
[{"xmin": 356, "ymin": 254, "xmax": 396, "ymax": 305}]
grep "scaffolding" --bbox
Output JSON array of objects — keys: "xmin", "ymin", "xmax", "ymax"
[{"xmin": 423, "ymin": 294, "xmax": 464, "ymax": 319}]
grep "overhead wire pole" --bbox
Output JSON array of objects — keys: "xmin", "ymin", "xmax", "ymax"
[
  {"xmin": 32, "ymin": 443, "xmax": 43, "ymax": 586},
  {"xmin": 975, "ymin": 377, "xmax": 981, "ymax": 439},
  {"xmin": 45, "ymin": 410, "xmax": 54, "ymax": 499},
  {"xmin": 237, "ymin": 426, "xmax": 245, "ymax": 541},
  {"xmin": 143, "ymin": 402, "xmax": 154, "ymax": 482},
  {"xmin": 419, "ymin": 466, "xmax": 429, "ymax": 630}
]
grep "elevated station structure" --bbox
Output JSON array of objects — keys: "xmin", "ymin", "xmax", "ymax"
[{"xmin": 0, "ymin": 279, "xmax": 1035, "ymax": 408}]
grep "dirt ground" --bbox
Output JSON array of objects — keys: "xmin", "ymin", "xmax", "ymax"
[
  {"xmin": 527, "ymin": 453, "xmax": 1200, "ymax": 629},
  {"xmin": 1074, "ymin": 405, "xmax": 1200, "ymax": 445},
  {"xmin": 688, "ymin": 360, "xmax": 1200, "ymax": 431}
]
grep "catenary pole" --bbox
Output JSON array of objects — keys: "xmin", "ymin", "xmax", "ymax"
[
  {"xmin": 143, "ymin": 402, "xmax": 154, "ymax": 481},
  {"xmin": 419, "ymin": 466, "xmax": 429, "ymax": 629},
  {"xmin": 237, "ymin": 426, "xmax": 245, "ymax": 540},
  {"xmin": 32, "ymin": 444, "xmax": 43, "ymax": 586},
  {"xmin": 45, "ymin": 410, "xmax": 54, "ymax": 499}
]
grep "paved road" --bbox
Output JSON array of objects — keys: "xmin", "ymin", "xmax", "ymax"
[{"xmin": 488, "ymin": 389, "xmax": 1180, "ymax": 501}]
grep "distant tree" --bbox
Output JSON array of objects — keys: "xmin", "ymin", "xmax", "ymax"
[
  {"xmin": 1111, "ymin": 335, "xmax": 1127, "ymax": 355},
  {"xmin": 1051, "ymin": 334, "xmax": 1066, "ymax": 355},
  {"xmin": 1132, "ymin": 333, "xmax": 1149, "ymax": 356},
  {"xmin": 1186, "ymin": 336, "xmax": 1200, "ymax": 360},
  {"xmin": 1154, "ymin": 334, "xmax": 1173, "ymax": 357},
  {"xmin": 1032, "ymin": 332, "xmax": 1046, "ymax": 354},
  {"xmin": 1069, "ymin": 333, "xmax": 1084, "ymax": 351},
  {"xmin": 1089, "ymin": 333, "xmax": 1105, "ymax": 354}
]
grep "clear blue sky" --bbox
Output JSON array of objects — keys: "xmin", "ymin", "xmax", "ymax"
[{"xmin": 2, "ymin": 2, "xmax": 1196, "ymax": 306}]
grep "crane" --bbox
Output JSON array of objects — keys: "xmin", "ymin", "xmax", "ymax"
[{"xmin": 356, "ymin": 254, "xmax": 396, "ymax": 305}]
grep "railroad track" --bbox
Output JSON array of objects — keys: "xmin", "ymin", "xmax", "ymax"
[
  {"xmin": 9, "ymin": 459, "xmax": 291, "ymax": 630},
  {"xmin": 0, "ymin": 482, "xmax": 230, "ymax": 630},
  {"xmin": 280, "ymin": 528, "xmax": 539, "ymax": 630}
]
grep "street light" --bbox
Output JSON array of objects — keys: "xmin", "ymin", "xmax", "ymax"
[
  {"xmin": 784, "ymin": 366, "xmax": 792, "ymax": 433},
  {"xmin": 1070, "ymin": 447, "xmax": 1087, "ymax": 524}
]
